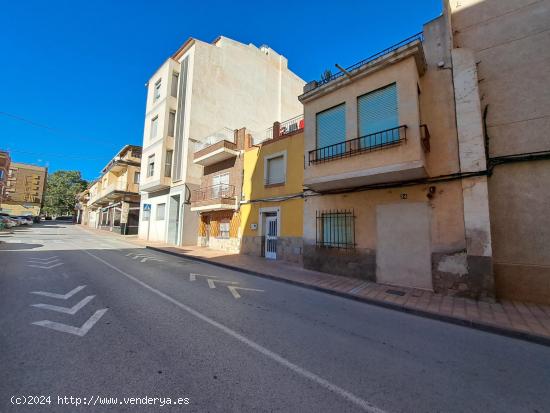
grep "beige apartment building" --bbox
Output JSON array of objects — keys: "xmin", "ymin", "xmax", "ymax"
[
  {"xmin": 86, "ymin": 145, "xmax": 142, "ymax": 234},
  {"xmin": 0, "ymin": 151, "xmax": 10, "ymax": 208},
  {"xmin": 2, "ymin": 162, "xmax": 47, "ymax": 216},
  {"xmin": 138, "ymin": 35, "xmax": 304, "ymax": 245},
  {"xmin": 447, "ymin": 0, "xmax": 550, "ymax": 304},
  {"xmin": 299, "ymin": 8, "xmax": 494, "ymax": 299}
]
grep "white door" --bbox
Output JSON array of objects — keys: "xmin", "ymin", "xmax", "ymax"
[
  {"xmin": 265, "ymin": 216, "xmax": 278, "ymax": 259},
  {"xmin": 376, "ymin": 202, "xmax": 433, "ymax": 290}
]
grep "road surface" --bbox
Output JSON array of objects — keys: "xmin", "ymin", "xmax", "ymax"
[{"xmin": 1, "ymin": 222, "xmax": 549, "ymax": 412}]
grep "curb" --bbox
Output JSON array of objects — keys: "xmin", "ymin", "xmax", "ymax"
[{"xmin": 146, "ymin": 245, "xmax": 550, "ymax": 347}]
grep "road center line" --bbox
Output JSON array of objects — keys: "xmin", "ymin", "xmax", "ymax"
[{"xmin": 81, "ymin": 249, "xmax": 387, "ymax": 413}]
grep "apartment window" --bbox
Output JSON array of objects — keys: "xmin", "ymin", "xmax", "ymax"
[
  {"xmin": 154, "ymin": 79, "xmax": 161, "ymax": 101},
  {"xmin": 134, "ymin": 171, "xmax": 140, "ymax": 184},
  {"xmin": 219, "ymin": 219, "xmax": 230, "ymax": 239},
  {"xmin": 212, "ymin": 173, "xmax": 230, "ymax": 198},
  {"xmin": 316, "ymin": 210, "xmax": 355, "ymax": 249},
  {"xmin": 147, "ymin": 155, "xmax": 155, "ymax": 177},
  {"xmin": 168, "ymin": 110, "xmax": 176, "ymax": 137},
  {"xmin": 264, "ymin": 152, "xmax": 286, "ymax": 185},
  {"xmin": 316, "ymin": 103, "xmax": 346, "ymax": 156},
  {"xmin": 150, "ymin": 116, "xmax": 158, "ymax": 140},
  {"xmin": 171, "ymin": 72, "xmax": 179, "ymax": 98},
  {"xmin": 156, "ymin": 203, "xmax": 166, "ymax": 220},
  {"xmin": 358, "ymin": 83, "xmax": 399, "ymax": 147},
  {"xmin": 164, "ymin": 150, "xmax": 173, "ymax": 178}
]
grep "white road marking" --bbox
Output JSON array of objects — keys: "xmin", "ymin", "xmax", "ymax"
[
  {"xmin": 31, "ymin": 285, "xmax": 86, "ymax": 300},
  {"xmin": 189, "ymin": 273, "xmax": 217, "ymax": 282},
  {"xmin": 28, "ymin": 262, "xmax": 64, "ymax": 269},
  {"xmin": 31, "ymin": 295, "xmax": 95, "ymax": 315},
  {"xmin": 82, "ymin": 250, "xmax": 386, "ymax": 413},
  {"xmin": 32, "ymin": 308, "xmax": 108, "ymax": 337},
  {"xmin": 28, "ymin": 256, "xmax": 59, "ymax": 262},
  {"xmin": 207, "ymin": 278, "xmax": 238, "ymax": 289},
  {"xmin": 227, "ymin": 286, "xmax": 265, "ymax": 299},
  {"xmin": 140, "ymin": 257, "xmax": 163, "ymax": 263}
]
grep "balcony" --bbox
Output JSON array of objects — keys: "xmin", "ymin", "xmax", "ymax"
[
  {"xmin": 89, "ymin": 181, "xmax": 139, "ymax": 206},
  {"xmin": 193, "ymin": 128, "xmax": 239, "ymax": 166},
  {"xmin": 304, "ymin": 125, "xmax": 430, "ymax": 192},
  {"xmin": 260, "ymin": 114, "xmax": 304, "ymax": 144},
  {"xmin": 190, "ymin": 184, "xmax": 236, "ymax": 212}
]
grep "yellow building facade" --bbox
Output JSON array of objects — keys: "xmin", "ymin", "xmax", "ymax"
[{"xmin": 240, "ymin": 119, "xmax": 304, "ymax": 262}]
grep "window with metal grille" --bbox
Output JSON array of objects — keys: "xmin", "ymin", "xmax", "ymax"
[
  {"xmin": 358, "ymin": 83, "xmax": 398, "ymax": 147},
  {"xmin": 219, "ymin": 220, "xmax": 230, "ymax": 239},
  {"xmin": 316, "ymin": 209, "xmax": 355, "ymax": 248},
  {"xmin": 316, "ymin": 103, "xmax": 346, "ymax": 156}
]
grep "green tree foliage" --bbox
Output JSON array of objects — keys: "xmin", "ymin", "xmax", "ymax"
[{"xmin": 43, "ymin": 171, "xmax": 87, "ymax": 216}]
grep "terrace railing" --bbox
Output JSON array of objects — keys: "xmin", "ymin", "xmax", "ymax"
[{"xmin": 308, "ymin": 125, "xmax": 407, "ymax": 165}]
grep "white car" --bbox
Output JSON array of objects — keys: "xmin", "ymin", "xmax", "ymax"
[{"xmin": 10, "ymin": 216, "xmax": 26, "ymax": 226}]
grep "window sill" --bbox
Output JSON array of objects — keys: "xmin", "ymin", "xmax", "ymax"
[{"xmin": 264, "ymin": 182, "xmax": 285, "ymax": 188}]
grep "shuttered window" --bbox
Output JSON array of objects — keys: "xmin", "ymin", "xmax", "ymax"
[
  {"xmin": 265, "ymin": 154, "xmax": 285, "ymax": 185},
  {"xmin": 316, "ymin": 104, "xmax": 346, "ymax": 155},
  {"xmin": 358, "ymin": 83, "xmax": 398, "ymax": 147}
]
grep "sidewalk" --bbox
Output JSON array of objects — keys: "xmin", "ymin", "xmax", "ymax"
[{"xmin": 79, "ymin": 225, "xmax": 550, "ymax": 345}]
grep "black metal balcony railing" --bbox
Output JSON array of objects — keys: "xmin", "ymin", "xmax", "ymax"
[
  {"xmin": 309, "ymin": 125, "xmax": 407, "ymax": 165},
  {"xmin": 191, "ymin": 184, "xmax": 235, "ymax": 202},
  {"xmin": 313, "ymin": 32, "xmax": 424, "ymax": 90}
]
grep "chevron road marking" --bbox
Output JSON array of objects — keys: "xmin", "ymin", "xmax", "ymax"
[
  {"xmin": 189, "ymin": 273, "xmax": 217, "ymax": 281},
  {"xmin": 32, "ymin": 309, "xmax": 108, "ymax": 337},
  {"xmin": 31, "ymin": 295, "xmax": 95, "ymax": 315},
  {"xmin": 28, "ymin": 262, "xmax": 64, "ymax": 270},
  {"xmin": 30, "ymin": 285, "xmax": 86, "ymax": 300},
  {"xmin": 140, "ymin": 257, "xmax": 163, "ymax": 263},
  {"xmin": 207, "ymin": 279, "xmax": 238, "ymax": 289},
  {"xmin": 28, "ymin": 259, "xmax": 60, "ymax": 265},
  {"xmin": 27, "ymin": 256, "xmax": 59, "ymax": 262},
  {"xmin": 227, "ymin": 286, "xmax": 265, "ymax": 299}
]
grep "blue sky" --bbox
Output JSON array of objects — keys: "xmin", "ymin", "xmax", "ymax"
[{"xmin": 0, "ymin": 0, "xmax": 442, "ymax": 181}]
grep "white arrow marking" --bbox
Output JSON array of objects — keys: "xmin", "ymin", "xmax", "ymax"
[
  {"xmin": 227, "ymin": 286, "xmax": 265, "ymax": 299},
  {"xmin": 31, "ymin": 295, "xmax": 95, "ymax": 315},
  {"xmin": 32, "ymin": 308, "xmax": 108, "ymax": 337},
  {"xmin": 189, "ymin": 273, "xmax": 217, "ymax": 281},
  {"xmin": 140, "ymin": 257, "xmax": 163, "ymax": 263},
  {"xmin": 207, "ymin": 279, "xmax": 238, "ymax": 289},
  {"xmin": 28, "ymin": 258, "xmax": 60, "ymax": 264},
  {"xmin": 30, "ymin": 285, "xmax": 86, "ymax": 300},
  {"xmin": 28, "ymin": 262, "xmax": 64, "ymax": 269},
  {"xmin": 28, "ymin": 256, "xmax": 59, "ymax": 261}
]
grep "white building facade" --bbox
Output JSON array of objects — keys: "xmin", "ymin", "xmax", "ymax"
[{"xmin": 138, "ymin": 36, "xmax": 304, "ymax": 245}]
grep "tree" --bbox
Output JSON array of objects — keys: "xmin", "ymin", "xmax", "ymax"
[{"xmin": 43, "ymin": 171, "xmax": 87, "ymax": 216}]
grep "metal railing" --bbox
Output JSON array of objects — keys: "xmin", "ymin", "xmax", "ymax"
[
  {"xmin": 311, "ymin": 32, "xmax": 424, "ymax": 91},
  {"xmin": 191, "ymin": 184, "xmax": 235, "ymax": 202},
  {"xmin": 264, "ymin": 114, "xmax": 304, "ymax": 141},
  {"xmin": 309, "ymin": 125, "xmax": 407, "ymax": 165},
  {"xmin": 194, "ymin": 128, "xmax": 235, "ymax": 152}
]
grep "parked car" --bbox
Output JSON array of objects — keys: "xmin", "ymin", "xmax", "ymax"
[
  {"xmin": 19, "ymin": 216, "xmax": 34, "ymax": 225},
  {"xmin": 0, "ymin": 216, "xmax": 17, "ymax": 228},
  {"xmin": 10, "ymin": 216, "xmax": 26, "ymax": 226},
  {"xmin": 33, "ymin": 215, "xmax": 41, "ymax": 223}
]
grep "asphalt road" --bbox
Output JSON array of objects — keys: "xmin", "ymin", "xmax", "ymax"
[{"xmin": 1, "ymin": 222, "xmax": 549, "ymax": 413}]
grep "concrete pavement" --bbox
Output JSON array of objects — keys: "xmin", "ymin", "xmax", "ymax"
[{"xmin": 1, "ymin": 222, "xmax": 550, "ymax": 412}]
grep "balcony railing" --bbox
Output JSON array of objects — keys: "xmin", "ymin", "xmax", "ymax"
[
  {"xmin": 194, "ymin": 128, "xmax": 235, "ymax": 152},
  {"xmin": 306, "ymin": 32, "xmax": 424, "ymax": 92},
  {"xmin": 308, "ymin": 125, "xmax": 407, "ymax": 165},
  {"xmin": 191, "ymin": 184, "xmax": 235, "ymax": 203},
  {"xmin": 263, "ymin": 114, "xmax": 304, "ymax": 142}
]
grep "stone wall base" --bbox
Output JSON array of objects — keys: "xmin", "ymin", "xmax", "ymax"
[
  {"xmin": 198, "ymin": 236, "xmax": 240, "ymax": 254},
  {"xmin": 303, "ymin": 243, "xmax": 376, "ymax": 281},
  {"xmin": 241, "ymin": 236, "xmax": 303, "ymax": 263}
]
